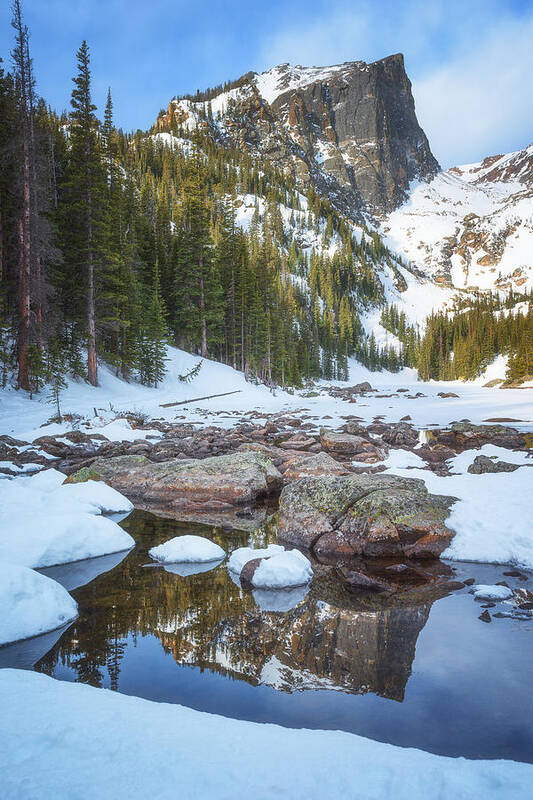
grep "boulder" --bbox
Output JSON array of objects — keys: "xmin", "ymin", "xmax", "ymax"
[
  {"xmin": 282, "ymin": 452, "xmax": 350, "ymax": 482},
  {"xmin": 431, "ymin": 422, "xmax": 528, "ymax": 451},
  {"xmin": 380, "ymin": 423, "xmax": 419, "ymax": 448},
  {"xmin": 320, "ymin": 428, "xmax": 371, "ymax": 456},
  {"xmin": 69, "ymin": 451, "xmax": 282, "ymax": 509},
  {"xmin": 467, "ymin": 455, "xmax": 521, "ymax": 474},
  {"xmin": 277, "ymin": 474, "xmax": 456, "ymax": 560}
]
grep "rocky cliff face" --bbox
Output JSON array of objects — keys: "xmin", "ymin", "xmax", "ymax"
[{"xmin": 157, "ymin": 54, "xmax": 439, "ymax": 216}]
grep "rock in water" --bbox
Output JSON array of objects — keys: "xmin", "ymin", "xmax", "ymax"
[
  {"xmin": 73, "ymin": 452, "xmax": 282, "ymax": 509},
  {"xmin": 277, "ymin": 474, "xmax": 457, "ymax": 559},
  {"xmin": 149, "ymin": 535, "xmax": 225, "ymax": 564}
]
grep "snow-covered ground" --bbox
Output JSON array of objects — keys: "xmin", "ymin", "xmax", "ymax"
[
  {"xmin": 382, "ymin": 146, "xmax": 533, "ymax": 293},
  {"xmin": 0, "ymin": 346, "xmax": 531, "ymax": 445},
  {"xmin": 0, "ymin": 669, "xmax": 530, "ymax": 800},
  {"xmin": 0, "ymin": 469, "xmax": 134, "ymax": 569},
  {"xmin": 384, "ymin": 444, "xmax": 533, "ymax": 570}
]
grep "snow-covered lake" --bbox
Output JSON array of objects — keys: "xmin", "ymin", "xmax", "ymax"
[{"xmin": 3, "ymin": 509, "xmax": 532, "ymax": 764}]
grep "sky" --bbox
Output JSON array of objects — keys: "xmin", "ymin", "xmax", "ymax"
[{"xmin": 1, "ymin": 0, "xmax": 532, "ymax": 167}]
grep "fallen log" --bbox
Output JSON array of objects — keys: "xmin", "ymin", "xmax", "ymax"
[{"xmin": 159, "ymin": 390, "xmax": 242, "ymax": 408}]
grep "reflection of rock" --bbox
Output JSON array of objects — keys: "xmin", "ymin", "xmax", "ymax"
[
  {"xmin": 255, "ymin": 602, "xmax": 430, "ymax": 699},
  {"xmin": 252, "ymin": 585, "xmax": 309, "ymax": 612},
  {"xmin": 202, "ymin": 595, "xmax": 432, "ymax": 700},
  {"xmin": 162, "ymin": 560, "xmax": 223, "ymax": 577},
  {"xmin": 39, "ymin": 550, "xmax": 130, "ymax": 592}
]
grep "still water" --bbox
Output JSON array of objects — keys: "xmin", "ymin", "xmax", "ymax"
[{"xmin": 1, "ymin": 509, "xmax": 532, "ymax": 762}]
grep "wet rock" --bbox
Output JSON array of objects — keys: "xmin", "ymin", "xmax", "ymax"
[
  {"xmin": 277, "ymin": 474, "xmax": 457, "ymax": 560},
  {"xmin": 467, "ymin": 455, "xmax": 520, "ymax": 474},
  {"xmin": 239, "ymin": 558, "xmax": 263, "ymax": 590},
  {"xmin": 478, "ymin": 610, "xmax": 492, "ymax": 623},
  {"xmin": 437, "ymin": 392, "xmax": 459, "ymax": 399},
  {"xmin": 70, "ymin": 451, "xmax": 282, "ymax": 509}
]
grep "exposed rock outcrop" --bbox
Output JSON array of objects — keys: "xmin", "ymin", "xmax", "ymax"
[
  {"xmin": 69, "ymin": 451, "xmax": 282, "ymax": 510},
  {"xmin": 277, "ymin": 474, "xmax": 456, "ymax": 559}
]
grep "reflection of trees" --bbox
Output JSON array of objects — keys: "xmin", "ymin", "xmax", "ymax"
[{"xmin": 36, "ymin": 511, "xmax": 444, "ymax": 701}]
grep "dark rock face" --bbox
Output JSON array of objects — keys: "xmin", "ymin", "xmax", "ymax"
[
  {"xmin": 277, "ymin": 474, "xmax": 457, "ymax": 559},
  {"xmin": 161, "ymin": 55, "xmax": 439, "ymax": 216},
  {"xmin": 268, "ymin": 55, "xmax": 439, "ymax": 214}
]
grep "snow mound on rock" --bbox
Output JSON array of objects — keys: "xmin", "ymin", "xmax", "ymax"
[
  {"xmin": 149, "ymin": 535, "xmax": 225, "ymax": 564},
  {"xmin": 0, "ymin": 563, "xmax": 78, "ymax": 646},
  {"xmin": 472, "ymin": 584, "xmax": 514, "ymax": 601},
  {"xmin": 251, "ymin": 549, "xmax": 313, "ymax": 589},
  {"xmin": 0, "ymin": 469, "xmax": 135, "ymax": 568},
  {"xmin": 227, "ymin": 544, "xmax": 285, "ymax": 574}
]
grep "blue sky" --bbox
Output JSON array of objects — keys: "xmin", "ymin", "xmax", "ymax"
[{"xmin": 1, "ymin": 0, "xmax": 532, "ymax": 166}]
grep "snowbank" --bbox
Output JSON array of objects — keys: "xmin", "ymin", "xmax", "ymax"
[
  {"xmin": 0, "ymin": 563, "xmax": 77, "ymax": 646},
  {"xmin": 149, "ymin": 535, "xmax": 225, "ymax": 564},
  {"xmin": 0, "ymin": 469, "xmax": 134, "ymax": 568},
  {"xmin": 384, "ymin": 451, "xmax": 533, "ymax": 570},
  {"xmin": 251, "ymin": 549, "xmax": 313, "ymax": 589},
  {"xmin": 0, "ymin": 669, "xmax": 531, "ymax": 800}
]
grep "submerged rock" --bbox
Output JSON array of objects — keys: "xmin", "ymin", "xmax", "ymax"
[
  {"xmin": 71, "ymin": 451, "xmax": 282, "ymax": 509},
  {"xmin": 277, "ymin": 474, "xmax": 456, "ymax": 560}
]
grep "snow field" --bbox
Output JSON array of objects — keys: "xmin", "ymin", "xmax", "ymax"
[{"xmin": 0, "ymin": 669, "xmax": 531, "ymax": 800}]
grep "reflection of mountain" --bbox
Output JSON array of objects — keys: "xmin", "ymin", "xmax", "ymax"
[
  {"xmin": 158, "ymin": 597, "xmax": 431, "ymax": 701},
  {"xmin": 35, "ymin": 510, "xmax": 439, "ymax": 702}
]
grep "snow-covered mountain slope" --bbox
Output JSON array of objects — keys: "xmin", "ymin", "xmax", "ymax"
[{"xmin": 381, "ymin": 144, "xmax": 533, "ymax": 292}]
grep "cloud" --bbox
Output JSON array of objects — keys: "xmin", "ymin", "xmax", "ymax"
[
  {"xmin": 258, "ymin": 0, "xmax": 533, "ymax": 166},
  {"xmin": 413, "ymin": 15, "xmax": 533, "ymax": 167}
]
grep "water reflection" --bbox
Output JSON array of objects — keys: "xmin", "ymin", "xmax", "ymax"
[{"xmin": 33, "ymin": 510, "xmax": 440, "ymax": 703}]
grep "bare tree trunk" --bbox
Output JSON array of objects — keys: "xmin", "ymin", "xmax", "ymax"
[
  {"xmin": 13, "ymin": 0, "xmax": 31, "ymax": 390},
  {"xmin": 199, "ymin": 255, "xmax": 207, "ymax": 358},
  {"xmin": 26, "ymin": 40, "xmax": 41, "ymax": 352},
  {"xmin": 87, "ymin": 206, "xmax": 97, "ymax": 386}
]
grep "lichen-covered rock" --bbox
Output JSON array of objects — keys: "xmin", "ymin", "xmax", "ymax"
[
  {"xmin": 64, "ymin": 466, "xmax": 103, "ymax": 484},
  {"xmin": 277, "ymin": 474, "xmax": 457, "ymax": 559},
  {"xmin": 69, "ymin": 451, "xmax": 282, "ymax": 509},
  {"xmin": 282, "ymin": 452, "xmax": 350, "ymax": 482}
]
